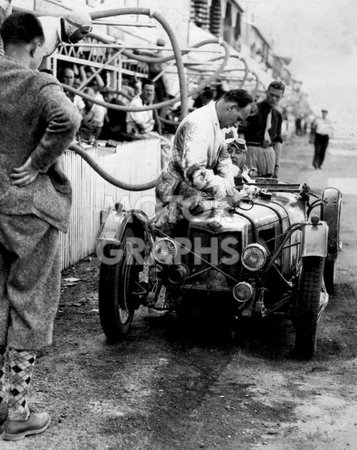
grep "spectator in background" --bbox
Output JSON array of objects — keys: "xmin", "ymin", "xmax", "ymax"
[
  {"xmin": 193, "ymin": 87, "xmax": 215, "ymax": 109},
  {"xmin": 311, "ymin": 109, "xmax": 333, "ymax": 169},
  {"xmin": 79, "ymin": 87, "xmax": 105, "ymax": 142},
  {"xmin": 75, "ymin": 67, "xmax": 108, "ymax": 129},
  {"xmin": 93, "ymin": 85, "xmax": 107, "ymax": 129},
  {"xmin": 127, "ymin": 75, "xmax": 142, "ymax": 98},
  {"xmin": 239, "ymin": 81, "xmax": 285, "ymax": 178},
  {"xmin": 61, "ymin": 67, "xmax": 84, "ymax": 113},
  {"xmin": 302, "ymin": 115, "xmax": 308, "ymax": 135},
  {"xmin": 126, "ymin": 79, "xmax": 172, "ymax": 168},
  {"xmin": 148, "ymin": 38, "xmax": 169, "ymax": 103},
  {"xmin": 211, "ymin": 81, "xmax": 226, "ymax": 100},
  {"xmin": 136, "ymin": 38, "xmax": 169, "ymax": 103},
  {"xmin": 62, "ymin": 66, "xmax": 74, "ymax": 87},
  {"xmin": 99, "ymin": 88, "xmax": 127, "ymax": 142},
  {"xmin": 73, "ymin": 75, "xmax": 81, "ymax": 90},
  {"xmin": 120, "ymin": 78, "xmax": 134, "ymax": 99},
  {"xmin": 295, "ymin": 115, "xmax": 302, "ymax": 136},
  {"xmin": 126, "ymin": 79, "xmax": 158, "ymax": 136}
]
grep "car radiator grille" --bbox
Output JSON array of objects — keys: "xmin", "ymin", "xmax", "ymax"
[{"xmin": 187, "ymin": 229, "xmax": 242, "ymax": 285}]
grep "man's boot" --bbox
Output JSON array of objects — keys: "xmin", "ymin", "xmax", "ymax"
[{"xmin": 2, "ymin": 348, "xmax": 50, "ymax": 441}]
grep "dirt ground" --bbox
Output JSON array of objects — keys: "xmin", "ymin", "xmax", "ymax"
[{"xmin": 2, "ymin": 134, "xmax": 357, "ymax": 449}]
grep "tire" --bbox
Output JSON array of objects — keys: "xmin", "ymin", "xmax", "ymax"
[
  {"xmin": 295, "ymin": 256, "xmax": 325, "ymax": 359},
  {"xmin": 321, "ymin": 187, "xmax": 342, "ymax": 293},
  {"xmin": 99, "ymin": 227, "xmax": 141, "ymax": 343},
  {"xmin": 323, "ymin": 259, "xmax": 336, "ymax": 294}
]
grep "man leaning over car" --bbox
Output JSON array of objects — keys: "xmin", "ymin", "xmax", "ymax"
[{"xmin": 155, "ymin": 89, "xmax": 254, "ymax": 235}]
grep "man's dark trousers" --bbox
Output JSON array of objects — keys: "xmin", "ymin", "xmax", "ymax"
[{"xmin": 313, "ymin": 133, "xmax": 329, "ymax": 168}]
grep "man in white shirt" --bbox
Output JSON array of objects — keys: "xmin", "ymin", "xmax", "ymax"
[
  {"xmin": 61, "ymin": 67, "xmax": 85, "ymax": 113},
  {"xmin": 79, "ymin": 87, "xmax": 105, "ymax": 142},
  {"xmin": 155, "ymin": 89, "xmax": 254, "ymax": 234},
  {"xmin": 126, "ymin": 79, "xmax": 156, "ymax": 135},
  {"xmin": 312, "ymin": 109, "xmax": 333, "ymax": 169}
]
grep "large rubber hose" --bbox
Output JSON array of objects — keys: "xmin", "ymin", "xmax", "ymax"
[
  {"xmin": 64, "ymin": 36, "xmax": 230, "ymax": 114},
  {"xmin": 13, "ymin": 5, "xmax": 252, "ymax": 93},
  {"xmin": 69, "ymin": 142, "xmax": 158, "ymax": 191},
  {"xmin": 14, "ymin": 6, "xmax": 230, "ymax": 192},
  {"xmin": 64, "ymin": 35, "xmax": 230, "ymax": 192},
  {"xmin": 88, "ymin": 8, "xmax": 188, "ymax": 119},
  {"xmin": 184, "ymin": 54, "xmax": 249, "ymax": 88}
]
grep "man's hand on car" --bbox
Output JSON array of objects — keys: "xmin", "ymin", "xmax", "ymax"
[{"xmin": 226, "ymin": 188, "xmax": 242, "ymax": 207}]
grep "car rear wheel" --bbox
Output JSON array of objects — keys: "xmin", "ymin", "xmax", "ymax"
[
  {"xmin": 99, "ymin": 227, "xmax": 140, "ymax": 343},
  {"xmin": 295, "ymin": 256, "xmax": 325, "ymax": 359}
]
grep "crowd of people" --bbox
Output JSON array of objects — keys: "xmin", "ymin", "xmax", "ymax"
[{"xmin": 56, "ymin": 67, "xmax": 163, "ymax": 144}]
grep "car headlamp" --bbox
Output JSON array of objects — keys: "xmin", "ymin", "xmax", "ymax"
[
  {"xmin": 233, "ymin": 282, "xmax": 253, "ymax": 303},
  {"xmin": 241, "ymin": 243, "xmax": 268, "ymax": 271},
  {"xmin": 152, "ymin": 238, "xmax": 178, "ymax": 265}
]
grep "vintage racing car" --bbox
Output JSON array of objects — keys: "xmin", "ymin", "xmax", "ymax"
[{"xmin": 96, "ymin": 178, "xmax": 342, "ymax": 359}]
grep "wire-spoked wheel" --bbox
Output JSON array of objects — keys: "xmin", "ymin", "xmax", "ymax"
[{"xmin": 99, "ymin": 227, "xmax": 141, "ymax": 343}]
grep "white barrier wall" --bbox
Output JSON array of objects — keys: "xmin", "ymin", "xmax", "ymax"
[{"xmin": 59, "ymin": 138, "xmax": 161, "ymax": 269}]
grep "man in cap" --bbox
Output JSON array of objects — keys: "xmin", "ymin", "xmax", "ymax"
[
  {"xmin": 311, "ymin": 109, "xmax": 333, "ymax": 169},
  {"xmin": 0, "ymin": 12, "xmax": 81, "ymax": 440}
]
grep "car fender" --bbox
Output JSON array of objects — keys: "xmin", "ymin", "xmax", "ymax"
[
  {"xmin": 301, "ymin": 220, "xmax": 329, "ymax": 258},
  {"xmin": 321, "ymin": 187, "xmax": 342, "ymax": 261},
  {"xmin": 96, "ymin": 206, "xmax": 151, "ymax": 263}
]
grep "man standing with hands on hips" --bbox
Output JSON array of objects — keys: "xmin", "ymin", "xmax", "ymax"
[
  {"xmin": 0, "ymin": 12, "xmax": 81, "ymax": 440},
  {"xmin": 239, "ymin": 81, "xmax": 285, "ymax": 178}
]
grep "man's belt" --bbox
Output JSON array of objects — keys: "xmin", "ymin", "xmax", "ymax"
[{"xmin": 247, "ymin": 142, "xmax": 272, "ymax": 148}]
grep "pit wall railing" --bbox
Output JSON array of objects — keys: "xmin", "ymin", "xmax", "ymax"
[{"xmin": 59, "ymin": 138, "xmax": 161, "ymax": 269}]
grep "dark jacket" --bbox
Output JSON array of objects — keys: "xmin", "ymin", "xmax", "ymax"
[
  {"xmin": 238, "ymin": 100, "xmax": 283, "ymax": 146},
  {"xmin": 0, "ymin": 57, "xmax": 81, "ymax": 232}
]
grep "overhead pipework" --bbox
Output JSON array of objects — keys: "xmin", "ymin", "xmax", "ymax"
[{"xmin": 11, "ymin": 5, "xmax": 260, "ymax": 192}]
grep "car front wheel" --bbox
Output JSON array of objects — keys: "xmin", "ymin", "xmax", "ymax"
[
  {"xmin": 295, "ymin": 256, "xmax": 325, "ymax": 359},
  {"xmin": 99, "ymin": 227, "xmax": 141, "ymax": 343}
]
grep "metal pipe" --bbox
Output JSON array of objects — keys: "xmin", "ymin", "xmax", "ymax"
[
  {"xmin": 62, "ymin": 37, "xmax": 230, "ymax": 114},
  {"xmin": 67, "ymin": 42, "xmax": 223, "ymax": 53},
  {"xmin": 78, "ymin": 48, "xmax": 125, "ymax": 90},
  {"xmin": 93, "ymin": 21, "xmax": 157, "ymax": 27}
]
